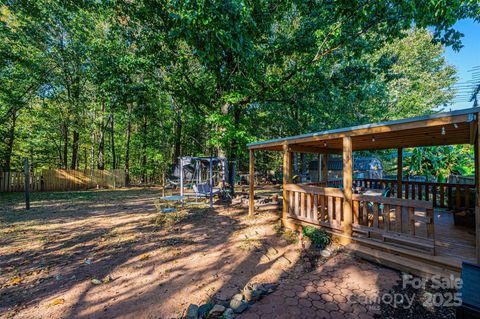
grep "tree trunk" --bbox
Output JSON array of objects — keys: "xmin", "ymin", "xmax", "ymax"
[
  {"xmin": 62, "ymin": 121, "xmax": 68, "ymax": 169},
  {"xmin": 125, "ymin": 103, "xmax": 132, "ymax": 185},
  {"xmin": 4, "ymin": 107, "xmax": 16, "ymax": 171},
  {"xmin": 172, "ymin": 106, "xmax": 182, "ymax": 164},
  {"xmin": 71, "ymin": 130, "xmax": 79, "ymax": 169},
  {"xmin": 141, "ymin": 105, "xmax": 148, "ymax": 184},
  {"xmin": 91, "ymin": 109, "xmax": 96, "ymax": 174},
  {"xmin": 110, "ymin": 114, "xmax": 116, "ymax": 169},
  {"xmin": 84, "ymin": 147, "xmax": 88, "ymax": 171},
  {"xmin": 97, "ymin": 100, "xmax": 106, "ymax": 170}
]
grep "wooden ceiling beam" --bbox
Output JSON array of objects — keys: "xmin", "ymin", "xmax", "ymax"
[{"xmin": 287, "ymin": 145, "xmax": 341, "ymax": 154}]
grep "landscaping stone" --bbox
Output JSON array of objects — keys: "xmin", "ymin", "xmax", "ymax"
[
  {"xmin": 243, "ymin": 284, "xmax": 261, "ymax": 301},
  {"xmin": 223, "ymin": 308, "xmax": 235, "ymax": 319},
  {"xmin": 232, "ymin": 293, "xmax": 243, "ymax": 301},
  {"xmin": 208, "ymin": 304, "xmax": 226, "ymax": 317},
  {"xmin": 186, "ymin": 304, "xmax": 199, "ymax": 319},
  {"xmin": 320, "ymin": 249, "xmax": 331, "ymax": 258},
  {"xmin": 230, "ymin": 298, "xmax": 248, "ymax": 314},
  {"xmin": 197, "ymin": 303, "xmax": 213, "ymax": 317}
]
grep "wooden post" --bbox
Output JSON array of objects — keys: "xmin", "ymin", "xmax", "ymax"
[
  {"xmin": 342, "ymin": 137, "xmax": 353, "ymax": 244},
  {"xmin": 248, "ymin": 149, "xmax": 255, "ymax": 216},
  {"xmin": 162, "ymin": 171, "xmax": 166, "ymax": 197},
  {"xmin": 282, "ymin": 144, "xmax": 292, "ymax": 223},
  {"xmin": 322, "ymin": 153, "xmax": 328, "ymax": 184},
  {"xmin": 397, "ymin": 148, "xmax": 403, "ymax": 198},
  {"xmin": 24, "ymin": 158, "xmax": 30, "ymax": 210},
  {"xmin": 475, "ymin": 113, "xmax": 480, "ymax": 263},
  {"xmin": 317, "ymin": 154, "xmax": 321, "ymax": 182}
]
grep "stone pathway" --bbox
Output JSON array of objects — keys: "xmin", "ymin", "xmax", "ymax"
[{"xmin": 239, "ymin": 252, "xmax": 400, "ymax": 319}]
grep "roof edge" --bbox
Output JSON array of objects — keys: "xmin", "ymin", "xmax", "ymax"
[{"xmin": 247, "ymin": 107, "xmax": 480, "ymax": 148}]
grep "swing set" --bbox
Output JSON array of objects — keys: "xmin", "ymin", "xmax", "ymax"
[{"xmin": 173, "ymin": 156, "xmax": 228, "ymax": 207}]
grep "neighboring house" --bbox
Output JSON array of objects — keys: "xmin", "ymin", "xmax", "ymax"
[{"xmin": 308, "ymin": 156, "xmax": 383, "ymax": 181}]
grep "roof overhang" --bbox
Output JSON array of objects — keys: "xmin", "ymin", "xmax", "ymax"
[{"xmin": 247, "ymin": 108, "xmax": 480, "ymax": 152}]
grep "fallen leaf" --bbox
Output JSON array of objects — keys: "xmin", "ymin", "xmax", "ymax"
[
  {"xmin": 138, "ymin": 254, "xmax": 150, "ymax": 261},
  {"xmin": 51, "ymin": 298, "xmax": 65, "ymax": 306},
  {"xmin": 91, "ymin": 278, "xmax": 102, "ymax": 285},
  {"xmin": 8, "ymin": 276, "xmax": 23, "ymax": 286},
  {"xmin": 102, "ymin": 275, "xmax": 112, "ymax": 284}
]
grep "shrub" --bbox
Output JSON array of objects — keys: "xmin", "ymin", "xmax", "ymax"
[{"xmin": 302, "ymin": 226, "xmax": 330, "ymax": 249}]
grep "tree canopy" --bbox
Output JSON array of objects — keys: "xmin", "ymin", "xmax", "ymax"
[{"xmin": 1, "ymin": 0, "xmax": 479, "ymax": 181}]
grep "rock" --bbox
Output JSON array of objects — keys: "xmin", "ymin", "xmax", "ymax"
[
  {"xmin": 198, "ymin": 303, "xmax": 213, "ymax": 317},
  {"xmin": 186, "ymin": 304, "xmax": 199, "ymax": 319},
  {"xmin": 320, "ymin": 249, "xmax": 331, "ymax": 258},
  {"xmin": 208, "ymin": 304, "xmax": 225, "ymax": 317},
  {"xmin": 262, "ymin": 283, "xmax": 278, "ymax": 293},
  {"xmin": 243, "ymin": 284, "xmax": 261, "ymax": 302},
  {"xmin": 232, "ymin": 293, "xmax": 243, "ymax": 301},
  {"xmin": 223, "ymin": 308, "xmax": 234, "ymax": 319},
  {"xmin": 229, "ymin": 298, "xmax": 248, "ymax": 314}
]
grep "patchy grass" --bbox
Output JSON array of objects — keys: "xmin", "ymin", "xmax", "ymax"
[{"xmin": 0, "ymin": 188, "xmax": 300, "ymax": 319}]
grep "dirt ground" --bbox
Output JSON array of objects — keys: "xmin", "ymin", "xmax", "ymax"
[{"xmin": 0, "ymin": 188, "xmax": 305, "ymax": 319}]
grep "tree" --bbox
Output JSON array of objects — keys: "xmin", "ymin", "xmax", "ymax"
[
  {"xmin": 0, "ymin": 0, "xmax": 478, "ymax": 184},
  {"xmin": 404, "ymin": 146, "xmax": 474, "ymax": 182}
]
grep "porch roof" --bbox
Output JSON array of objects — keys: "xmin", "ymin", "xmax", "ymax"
[{"xmin": 247, "ymin": 108, "xmax": 480, "ymax": 152}]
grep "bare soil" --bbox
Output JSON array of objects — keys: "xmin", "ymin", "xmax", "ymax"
[{"xmin": 0, "ymin": 188, "xmax": 302, "ymax": 319}]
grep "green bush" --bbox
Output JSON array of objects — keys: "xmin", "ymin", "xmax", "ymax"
[{"xmin": 302, "ymin": 226, "xmax": 330, "ymax": 249}]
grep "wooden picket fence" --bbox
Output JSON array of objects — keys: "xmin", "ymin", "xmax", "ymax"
[{"xmin": 0, "ymin": 169, "xmax": 126, "ymax": 192}]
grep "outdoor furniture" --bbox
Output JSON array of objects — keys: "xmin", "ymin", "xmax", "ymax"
[
  {"xmin": 193, "ymin": 182, "xmax": 221, "ymax": 198},
  {"xmin": 158, "ymin": 195, "xmax": 186, "ymax": 214},
  {"xmin": 453, "ymin": 208, "xmax": 476, "ymax": 230},
  {"xmin": 456, "ymin": 262, "xmax": 480, "ymax": 319}
]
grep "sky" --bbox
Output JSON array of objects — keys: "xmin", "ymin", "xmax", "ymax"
[{"xmin": 442, "ymin": 19, "xmax": 480, "ymax": 111}]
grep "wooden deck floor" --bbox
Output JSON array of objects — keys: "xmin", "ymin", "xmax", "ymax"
[
  {"xmin": 358, "ymin": 205, "xmax": 475, "ymax": 264},
  {"xmin": 433, "ymin": 208, "xmax": 476, "ymax": 262},
  {"xmin": 388, "ymin": 207, "xmax": 476, "ymax": 262}
]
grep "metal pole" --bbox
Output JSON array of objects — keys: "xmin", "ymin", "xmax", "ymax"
[
  {"xmin": 24, "ymin": 158, "xmax": 30, "ymax": 210},
  {"xmin": 179, "ymin": 157, "xmax": 184, "ymax": 197},
  {"xmin": 209, "ymin": 157, "xmax": 213, "ymax": 208},
  {"xmin": 221, "ymin": 159, "xmax": 226, "ymax": 191}
]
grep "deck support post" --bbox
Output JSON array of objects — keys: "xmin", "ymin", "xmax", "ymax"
[
  {"xmin": 342, "ymin": 136, "xmax": 353, "ymax": 244},
  {"xmin": 322, "ymin": 153, "xmax": 328, "ymax": 184},
  {"xmin": 397, "ymin": 148, "xmax": 403, "ymax": 198},
  {"xmin": 475, "ymin": 114, "xmax": 480, "ymax": 263},
  {"xmin": 317, "ymin": 154, "xmax": 321, "ymax": 182},
  {"xmin": 282, "ymin": 144, "xmax": 292, "ymax": 226},
  {"xmin": 248, "ymin": 149, "xmax": 255, "ymax": 216}
]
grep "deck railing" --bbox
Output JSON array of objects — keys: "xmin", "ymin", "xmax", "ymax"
[
  {"xmin": 352, "ymin": 193, "xmax": 435, "ymax": 254},
  {"xmin": 355, "ymin": 178, "xmax": 475, "ymax": 210},
  {"xmin": 285, "ymin": 184, "xmax": 345, "ymax": 231},
  {"xmin": 284, "ymin": 183, "xmax": 435, "ymax": 254}
]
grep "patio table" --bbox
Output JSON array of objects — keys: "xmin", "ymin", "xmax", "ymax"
[
  {"xmin": 360, "ymin": 189, "xmax": 384, "ymax": 196},
  {"xmin": 158, "ymin": 195, "xmax": 186, "ymax": 215}
]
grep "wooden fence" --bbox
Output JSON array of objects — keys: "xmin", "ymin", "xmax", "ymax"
[{"xmin": 0, "ymin": 169, "xmax": 126, "ymax": 192}]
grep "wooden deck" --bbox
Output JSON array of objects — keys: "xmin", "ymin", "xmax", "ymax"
[
  {"xmin": 434, "ymin": 208, "xmax": 476, "ymax": 262},
  {"xmin": 281, "ymin": 183, "xmax": 476, "ymax": 276},
  {"xmin": 384, "ymin": 206, "xmax": 476, "ymax": 262}
]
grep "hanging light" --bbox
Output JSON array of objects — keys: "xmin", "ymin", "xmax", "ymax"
[
  {"xmin": 371, "ymin": 136, "xmax": 376, "ymax": 142},
  {"xmin": 323, "ymin": 141, "xmax": 327, "ymax": 147},
  {"xmin": 441, "ymin": 127, "xmax": 446, "ymax": 135},
  {"xmin": 453, "ymin": 123, "xmax": 458, "ymax": 129}
]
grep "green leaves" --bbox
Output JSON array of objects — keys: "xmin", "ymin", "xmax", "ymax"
[
  {"xmin": 0, "ymin": 0, "xmax": 478, "ymax": 176},
  {"xmin": 404, "ymin": 146, "xmax": 474, "ymax": 182}
]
